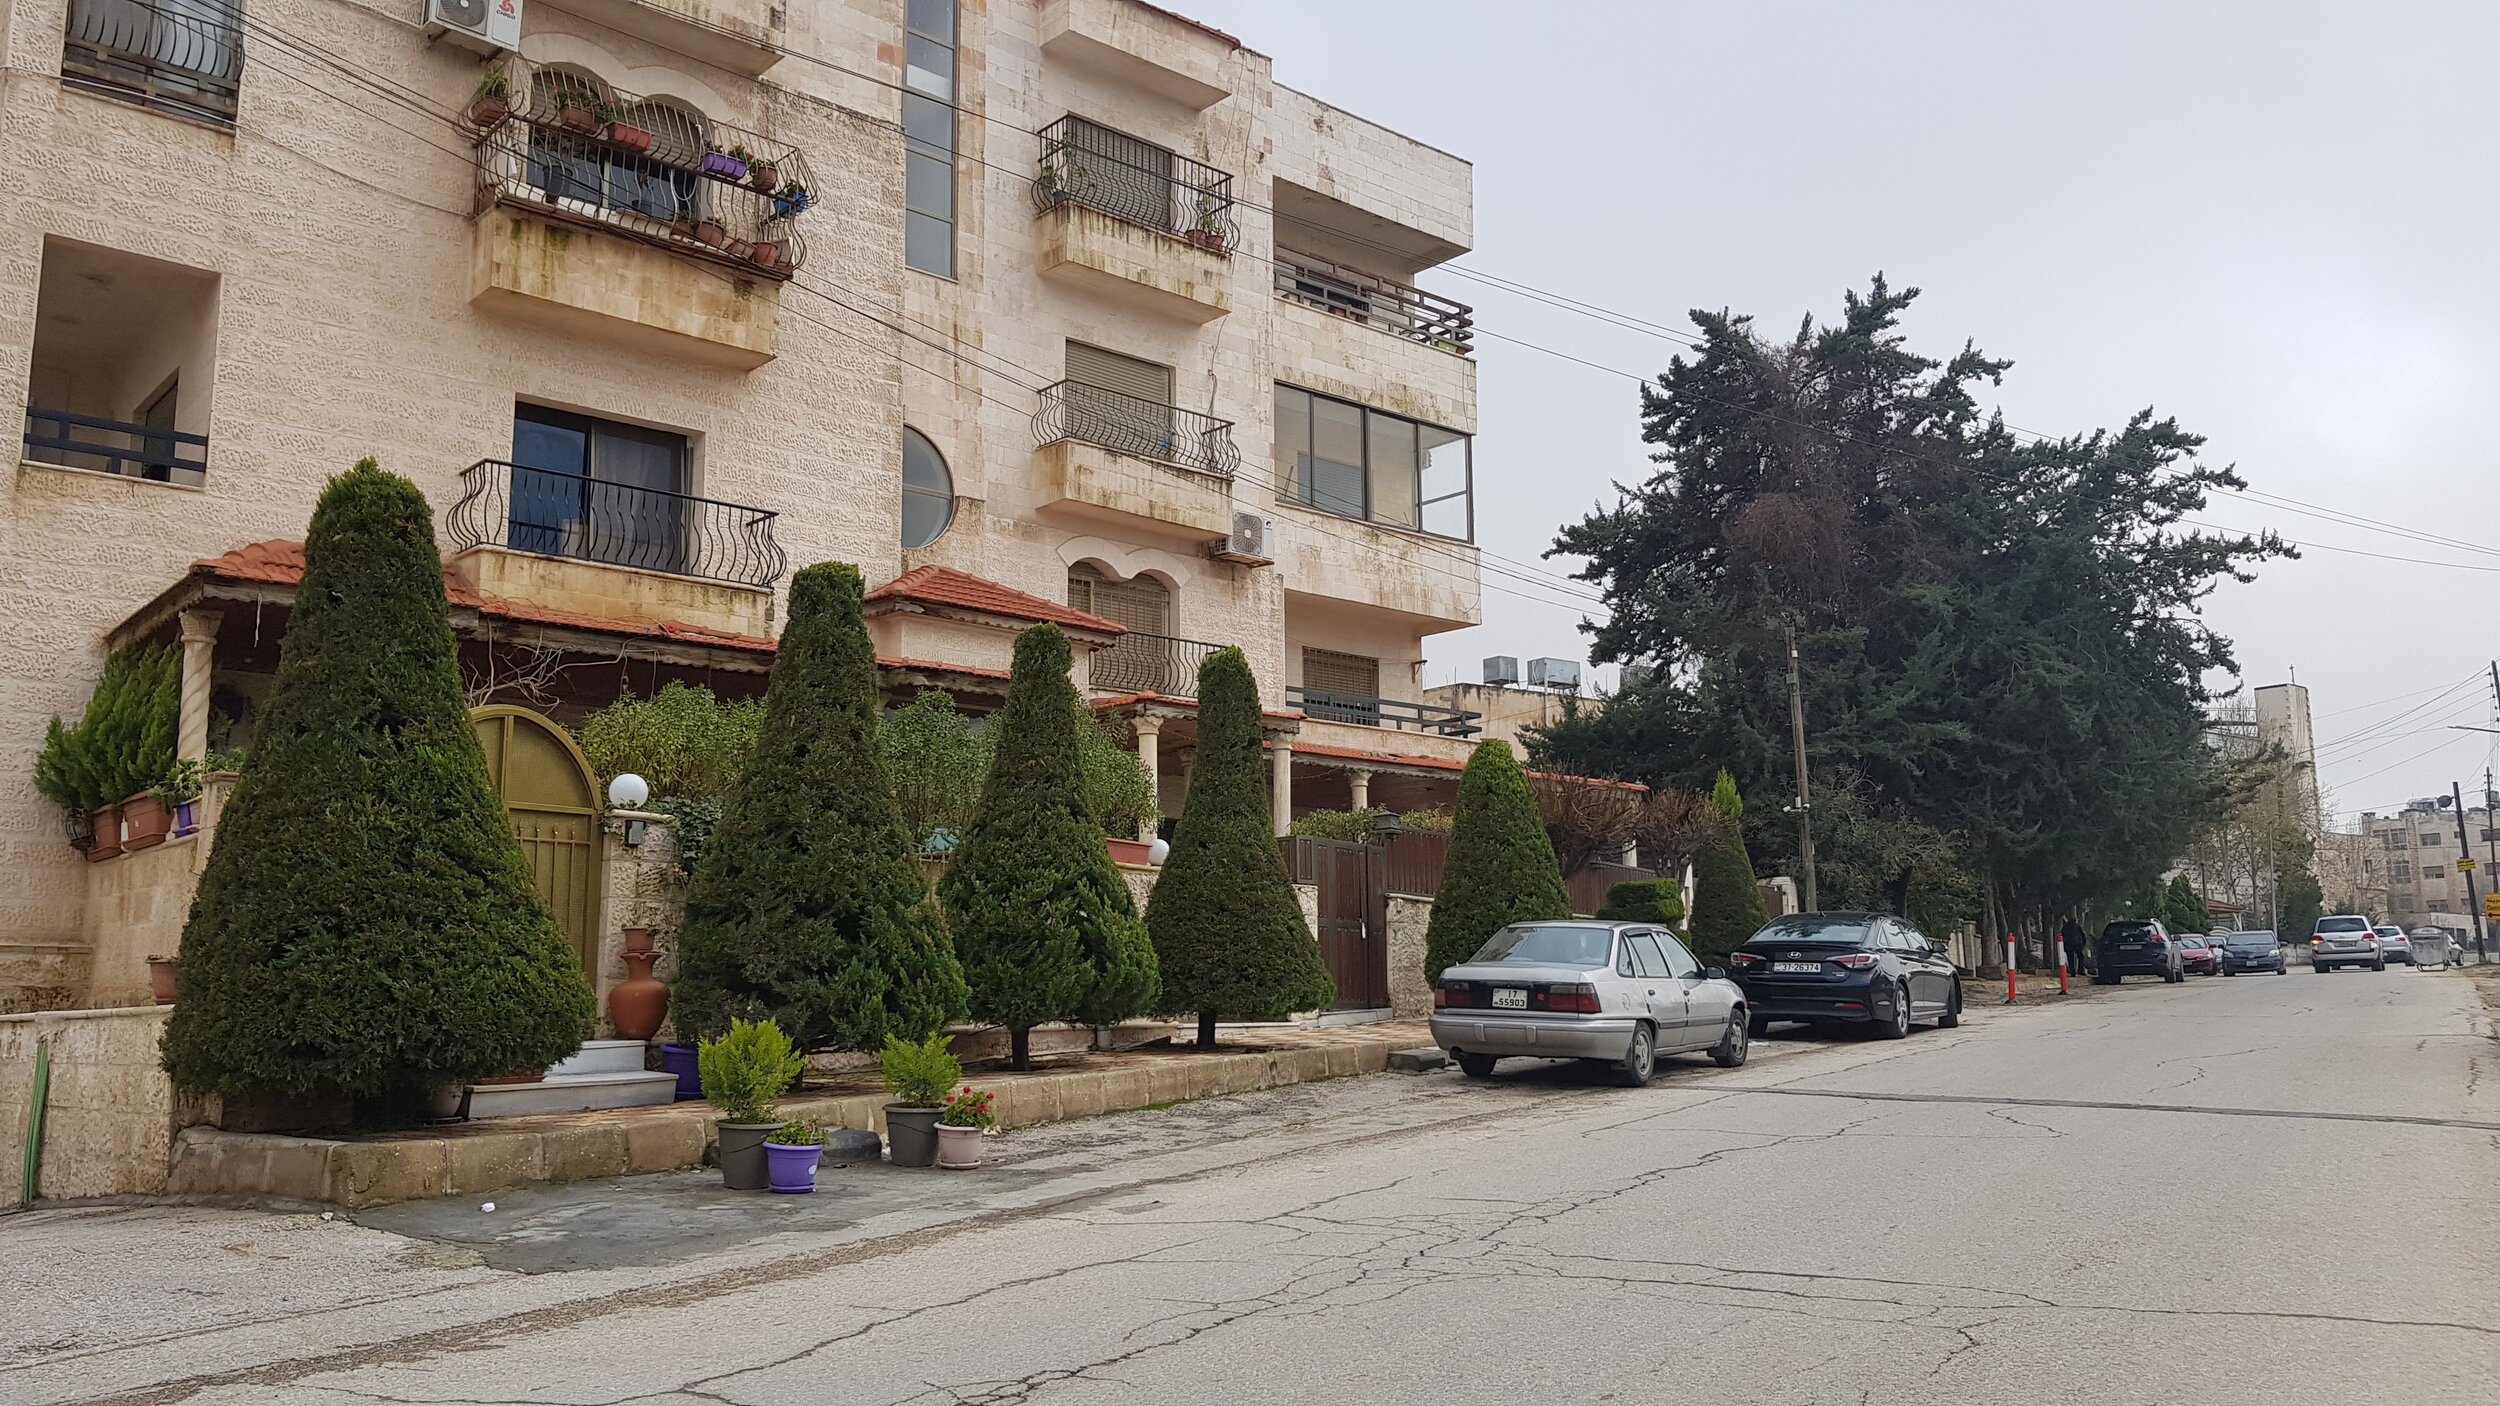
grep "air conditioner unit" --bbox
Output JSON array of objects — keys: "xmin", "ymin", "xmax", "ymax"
[
  {"xmin": 1482, "ymin": 656, "xmax": 1520, "ymax": 687},
  {"xmin": 426, "ymin": 0, "xmax": 521, "ymax": 56},
  {"xmin": 1209, "ymin": 512, "xmax": 1273, "ymax": 566},
  {"xmin": 1527, "ymin": 657, "xmax": 1582, "ymax": 692}
]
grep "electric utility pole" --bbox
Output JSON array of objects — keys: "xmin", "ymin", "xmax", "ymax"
[
  {"xmin": 1785, "ymin": 624, "xmax": 1817, "ymax": 913},
  {"xmin": 2454, "ymin": 781, "xmax": 2487, "ymax": 963}
]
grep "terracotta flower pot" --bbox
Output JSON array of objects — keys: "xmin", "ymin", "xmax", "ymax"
[
  {"xmin": 466, "ymin": 95, "xmax": 509, "ymax": 127},
  {"xmin": 85, "ymin": 803, "xmax": 122, "ymax": 862},
  {"xmin": 936, "ymin": 1124, "xmax": 982, "ymax": 1169},
  {"xmin": 120, "ymin": 792, "xmax": 171, "ymax": 852},
  {"xmin": 885, "ymin": 1105, "xmax": 941, "ymax": 1167},
  {"xmin": 557, "ymin": 104, "xmax": 599, "ymax": 135},
  {"xmin": 605, "ymin": 121, "xmax": 654, "ymax": 154},
  {"xmin": 147, "ymin": 956, "xmax": 177, "ymax": 1005},
  {"xmin": 747, "ymin": 161, "xmax": 778, "ymax": 193},
  {"xmin": 749, "ymin": 240, "xmax": 783, "ymax": 270},
  {"xmin": 1105, "ymin": 836, "xmax": 1154, "ymax": 866},
  {"xmin": 607, "ymin": 928, "xmax": 669, "ymax": 1041},
  {"xmin": 695, "ymin": 219, "xmax": 728, "ymax": 248}
]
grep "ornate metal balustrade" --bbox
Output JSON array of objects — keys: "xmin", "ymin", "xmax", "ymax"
[
  {"xmin": 1033, "ymin": 379, "xmax": 1240, "ymax": 479},
  {"xmin": 471, "ymin": 56, "xmax": 815, "ymax": 275},
  {"xmin": 1286, "ymin": 685, "xmax": 1481, "ymax": 737},
  {"xmin": 1091, "ymin": 630, "xmax": 1226, "ymax": 697},
  {"xmin": 1031, "ymin": 115, "xmax": 1237, "ymax": 254},
  {"xmin": 447, "ymin": 459, "xmax": 786, "ymax": 590},
  {"xmin": 23, "ymin": 407, "xmax": 208, "ymax": 485},
  {"xmin": 1275, "ymin": 248, "xmax": 1474, "ymax": 354},
  {"xmin": 61, "ymin": 0, "xmax": 241, "ymax": 125}
]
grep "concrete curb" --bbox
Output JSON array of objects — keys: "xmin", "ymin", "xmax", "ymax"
[{"xmin": 165, "ymin": 1026, "xmax": 1426, "ymax": 1208}]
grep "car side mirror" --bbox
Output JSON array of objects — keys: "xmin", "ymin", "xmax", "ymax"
[{"xmin": 1704, "ymin": 967, "xmax": 1726, "ymax": 981}]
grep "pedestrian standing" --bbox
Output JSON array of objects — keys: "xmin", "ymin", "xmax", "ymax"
[{"xmin": 2061, "ymin": 916, "xmax": 2091, "ymax": 976}]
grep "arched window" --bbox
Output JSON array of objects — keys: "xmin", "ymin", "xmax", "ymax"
[{"xmin": 902, "ymin": 428, "xmax": 955, "ymax": 547}]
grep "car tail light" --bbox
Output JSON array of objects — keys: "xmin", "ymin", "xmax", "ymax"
[
  {"xmin": 1729, "ymin": 951, "xmax": 1763, "ymax": 968},
  {"xmin": 1537, "ymin": 983, "xmax": 1602, "ymax": 1014},
  {"xmin": 1435, "ymin": 983, "xmax": 1471, "ymax": 1009},
  {"xmin": 1832, "ymin": 953, "xmax": 1880, "ymax": 970},
  {"xmin": 2311, "ymin": 936, "xmax": 2324, "ymax": 944}
]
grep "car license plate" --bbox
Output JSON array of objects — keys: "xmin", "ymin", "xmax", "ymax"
[
  {"xmin": 1772, "ymin": 961, "xmax": 1821, "ymax": 974},
  {"xmin": 1491, "ymin": 987, "xmax": 1527, "ymax": 1009}
]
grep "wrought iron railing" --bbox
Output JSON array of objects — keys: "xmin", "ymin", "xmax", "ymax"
[
  {"xmin": 1091, "ymin": 630, "xmax": 1226, "ymax": 697},
  {"xmin": 446, "ymin": 458, "xmax": 786, "ymax": 589},
  {"xmin": 61, "ymin": 0, "xmax": 241, "ymax": 125},
  {"xmin": 1275, "ymin": 249, "xmax": 1473, "ymax": 354},
  {"xmin": 1286, "ymin": 685, "xmax": 1481, "ymax": 737},
  {"xmin": 1034, "ymin": 380, "xmax": 1240, "ymax": 479},
  {"xmin": 471, "ymin": 56, "xmax": 814, "ymax": 275},
  {"xmin": 23, "ymin": 407, "xmax": 208, "ymax": 485},
  {"xmin": 1031, "ymin": 115, "xmax": 1237, "ymax": 254}
]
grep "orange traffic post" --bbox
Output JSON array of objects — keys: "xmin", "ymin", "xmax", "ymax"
[
  {"xmin": 2057, "ymin": 937, "xmax": 2070, "ymax": 994},
  {"xmin": 2005, "ymin": 933, "xmax": 2019, "ymax": 1003}
]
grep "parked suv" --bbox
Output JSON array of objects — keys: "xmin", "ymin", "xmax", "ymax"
[
  {"xmin": 2372, "ymin": 925, "xmax": 2414, "ymax": 965},
  {"xmin": 2311, "ymin": 916, "xmax": 2383, "ymax": 973},
  {"xmin": 2095, "ymin": 919, "xmax": 2183, "ymax": 983},
  {"xmin": 2215, "ymin": 931, "xmax": 2289, "ymax": 975}
]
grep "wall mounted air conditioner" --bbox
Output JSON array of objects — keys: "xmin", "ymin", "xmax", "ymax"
[
  {"xmin": 425, "ymin": 0, "xmax": 522, "ymax": 56},
  {"xmin": 1527, "ymin": 657, "xmax": 1582, "ymax": 692},
  {"xmin": 1209, "ymin": 512, "xmax": 1273, "ymax": 565},
  {"xmin": 1482, "ymin": 656, "xmax": 1520, "ymax": 687}
]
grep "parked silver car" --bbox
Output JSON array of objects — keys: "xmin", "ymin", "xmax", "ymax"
[
  {"xmin": 2373, "ymin": 925, "xmax": 2414, "ymax": 965},
  {"xmin": 1432, "ymin": 921, "xmax": 1750, "ymax": 1085}
]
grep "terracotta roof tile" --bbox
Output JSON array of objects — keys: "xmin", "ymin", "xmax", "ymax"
[{"xmin": 865, "ymin": 565, "xmax": 1122, "ymax": 635}]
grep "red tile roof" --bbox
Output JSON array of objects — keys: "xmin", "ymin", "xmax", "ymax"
[{"xmin": 866, "ymin": 564, "xmax": 1122, "ymax": 635}]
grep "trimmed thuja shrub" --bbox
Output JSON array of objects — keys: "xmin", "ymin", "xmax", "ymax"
[
  {"xmin": 1424, "ymin": 741, "xmax": 1573, "ymax": 981},
  {"xmin": 940, "ymin": 623, "xmax": 1158, "ymax": 1068},
  {"xmin": 1148, "ymin": 647, "xmax": 1333, "ymax": 1046},
  {"xmin": 161, "ymin": 460, "xmax": 594, "ymax": 1105},
  {"xmin": 1596, "ymin": 879, "xmax": 1684, "ymax": 927},
  {"xmin": 1688, "ymin": 770, "xmax": 1768, "ymax": 966},
  {"xmin": 673, "ymin": 562, "xmax": 967, "ymax": 1051}
]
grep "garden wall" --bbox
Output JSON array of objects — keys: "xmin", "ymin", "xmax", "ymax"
[{"xmin": 0, "ymin": 1005, "xmax": 181, "ymax": 1207}]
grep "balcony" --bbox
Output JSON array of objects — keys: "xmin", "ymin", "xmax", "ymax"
[
  {"xmin": 1032, "ymin": 116, "xmax": 1235, "ymax": 322},
  {"xmin": 1033, "ymin": 381, "xmax": 1238, "ymax": 541},
  {"xmin": 1091, "ymin": 630, "xmax": 1225, "ymax": 698},
  {"xmin": 1286, "ymin": 685, "xmax": 1480, "ymax": 738},
  {"xmin": 61, "ymin": 0, "xmax": 241, "ymax": 126},
  {"xmin": 538, "ymin": 0, "xmax": 781, "ymax": 76},
  {"xmin": 1037, "ymin": 0, "xmax": 1235, "ymax": 111},
  {"xmin": 23, "ymin": 408, "xmax": 207, "ymax": 486},
  {"xmin": 1275, "ymin": 249, "xmax": 1472, "ymax": 355},
  {"xmin": 447, "ymin": 459, "xmax": 785, "ymax": 590}
]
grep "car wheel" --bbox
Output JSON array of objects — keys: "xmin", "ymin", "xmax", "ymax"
[
  {"xmin": 1710, "ymin": 1011, "xmax": 1750, "ymax": 1068},
  {"xmin": 2314, "ymin": 962, "xmax": 2331, "ymax": 974},
  {"xmin": 1455, "ymin": 1052, "xmax": 1498, "ymax": 1080},
  {"xmin": 1875, "ymin": 983, "xmax": 1912, "ymax": 1040},
  {"xmin": 1747, "ymin": 1013, "xmax": 1772, "ymax": 1039},
  {"xmin": 2372, "ymin": 958, "xmax": 2387, "ymax": 972},
  {"xmin": 2276, "ymin": 963, "xmax": 2288, "ymax": 975},
  {"xmin": 1938, "ymin": 984, "xmax": 1962, "ymax": 1028},
  {"xmin": 1617, "ymin": 1023, "xmax": 1657, "ymax": 1087}
]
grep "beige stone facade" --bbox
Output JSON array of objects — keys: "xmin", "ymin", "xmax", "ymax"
[{"xmin": 2, "ymin": 0, "xmax": 1486, "ymax": 1011}]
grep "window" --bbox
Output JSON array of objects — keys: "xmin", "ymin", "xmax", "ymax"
[
  {"xmin": 2425, "ymin": 867, "xmax": 2446, "ymax": 880},
  {"xmin": 901, "ymin": 428, "xmax": 954, "ymax": 548},
  {"xmin": 2381, "ymin": 832, "xmax": 2406, "ymax": 851},
  {"xmin": 1654, "ymin": 931, "xmax": 1703, "ymax": 979},
  {"xmin": 1625, "ymin": 933, "xmax": 1669, "ymax": 979},
  {"xmin": 2394, "ymin": 862, "xmax": 2412, "ymax": 881},
  {"xmin": 1067, "ymin": 564, "xmax": 1170, "ymax": 635},
  {"xmin": 2422, "ymin": 834, "xmax": 2444, "ymax": 848},
  {"xmin": 61, "ymin": 0, "xmax": 242, "ymax": 126},
  {"xmin": 1064, "ymin": 342, "xmax": 1177, "ymax": 455},
  {"xmin": 903, "ymin": 0, "xmax": 957, "ymax": 276},
  {"xmin": 1272, "ymin": 384, "xmax": 1471, "ymax": 539},
  {"xmin": 509, "ymin": 405, "xmax": 691, "ymax": 574},
  {"xmin": 1467, "ymin": 924, "xmax": 1612, "ymax": 967},
  {"xmin": 1302, "ymin": 648, "xmax": 1380, "ymax": 698}
]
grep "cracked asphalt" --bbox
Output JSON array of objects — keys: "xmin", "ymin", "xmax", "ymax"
[{"xmin": 9, "ymin": 965, "xmax": 2500, "ymax": 1405}]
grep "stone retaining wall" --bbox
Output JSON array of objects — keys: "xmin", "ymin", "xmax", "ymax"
[{"xmin": 0, "ymin": 1005, "xmax": 179, "ymax": 1207}]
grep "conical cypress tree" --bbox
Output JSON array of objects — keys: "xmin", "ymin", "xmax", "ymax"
[
  {"xmin": 673, "ymin": 562, "xmax": 967, "ymax": 1050},
  {"xmin": 941, "ymin": 623, "xmax": 1158, "ymax": 1068},
  {"xmin": 1688, "ymin": 770, "xmax": 1769, "ymax": 965},
  {"xmin": 1424, "ymin": 741, "xmax": 1573, "ymax": 980},
  {"xmin": 161, "ymin": 460, "xmax": 593, "ymax": 1106},
  {"xmin": 1149, "ymin": 648, "xmax": 1333, "ymax": 1047}
]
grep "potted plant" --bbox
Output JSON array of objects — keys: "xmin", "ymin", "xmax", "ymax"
[
  {"xmin": 879, "ymin": 1032, "xmax": 959, "ymax": 1168},
  {"xmin": 603, "ymin": 105, "xmax": 655, "ymax": 155},
  {"xmin": 557, "ymin": 96, "xmax": 600, "ymax": 135},
  {"xmin": 87, "ymin": 802, "xmax": 122, "ymax": 862},
  {"xmin": 725, "ymin": 236, "xmax": 755, "ymax": 260},
  {"xmin": 699, "ymin": 1017, "xmax": 805, "ymax": 1190},
  {"xmin": 748, "ymin": 239, "xmax": 783, "ymax": 270},
  {"xmin": 147, "ymin": 955, "xmax": 177, "ymax": 1005},
  {"xmin": 700, "ymin": 144, "xmax": 748, "ymax": 183},
  {"xmin": 151, "ymin": 757, "xmax": 205, "ymax": 837},
  {"xmin": 120, "ymin": 788, "xmax": 173, "ymax": 852},
  {"xmin": 935, "ymin": 1085, "xmax": 993, "ymax": 1169},
  {"xmin": 745, "ymin": 152, "xmax": 779, "ymax": 193},
  {"xmin": 1105, "ymin": 835, "xmax": 1154, "ymax": 865},
  {"xmin": 467, "ymin": 69, "xmax": 510, "ymax": 127},
  {"xmin": 668, "ymin": 198, "xmax": 699, "ymax": 241},
  {"xmin": 763, "ymin": 1118, "xmax": 827, "ymax": 1193},
  {"xmin": 694, "ymin": 216, "xmax": 728, "ymax": 248},
  {"xmin": 1034, "ymin": 137, "xmax": 1079, "ymax": 207},
  {"xmin": 1185, "ymin": 202, "xmax": 1226, "ymax": 251},
  {"xmin": 771, "ymin": 180, "xmax": 812, "ymax": 219}
]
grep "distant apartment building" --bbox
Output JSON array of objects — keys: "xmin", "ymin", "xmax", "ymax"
[
  {"xmin": 2359, "ymin": 798, "xmax": 2500, "ymax": 935},
  {"xmin": 0, "ymin": 0, "xmax": 1496, "ymax": 1011},
  {"xmin": 1421, "ymin": 656, "xmax": 1593, "ymax": 759}
]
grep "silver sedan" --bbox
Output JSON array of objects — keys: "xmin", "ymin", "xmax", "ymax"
[{"xmin": 1431, "ymin": 921, "xmax": 1752, "ymax": 1085}]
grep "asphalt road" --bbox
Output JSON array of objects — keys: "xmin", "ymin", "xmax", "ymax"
[{"xmin": 9, "ymin": 965, "xmax": 2500, "ymax": 1405}]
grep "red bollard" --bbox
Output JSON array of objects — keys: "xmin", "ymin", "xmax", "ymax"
[
  {"xmin": 2057, "ymin": 938, "xmax": 2070, "ymax": 995},
  {"xmin": 2005, "ymin": 933, "xmax": 2019, "ymax": 1004}
]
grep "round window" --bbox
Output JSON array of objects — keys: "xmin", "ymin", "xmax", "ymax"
[{"xmin": 901, "ymin": 428, "xmax": 954, "ymax": 548}]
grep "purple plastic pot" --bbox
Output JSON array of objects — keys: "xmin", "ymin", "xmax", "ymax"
[
  {"xmin": 764, "ymin": 1140, "xmax": 823, "ymax": 1193},
  {"xmin": 659, "ymin": 1043, "xmax": 700, "ymax": 1100},
  {"xmin": 700, "ymin": 152, "xmax": 748, "ymax": 182}
]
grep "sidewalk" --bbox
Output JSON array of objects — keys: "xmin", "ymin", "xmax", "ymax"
[{"xmin": 163, "ymin": 1021, "xmax": 1433, "ymax": 1209}]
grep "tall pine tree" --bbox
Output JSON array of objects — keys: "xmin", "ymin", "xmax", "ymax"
[
  {"xmin": 1423, "ymin": 741, "xmax": 1572, "ymax": 980},
  {"xmin": 941, "ymin": 624, "xmax": 1158, "ymax": 1067},
  {"xmin": 672, "ymin": 562, "xmax": 967, "ymax": 1050},
  {"xmin": 1148, "ymin": 648, "xmax": 1334, "ymax": 1045}
]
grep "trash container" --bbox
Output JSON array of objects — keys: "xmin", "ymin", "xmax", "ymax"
[{"xmin": 2414, "ymin": 931, "xmax": 2454, "ymax": 969}]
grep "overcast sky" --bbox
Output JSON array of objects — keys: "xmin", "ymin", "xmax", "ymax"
[{"xmin": 1180, "ymin": 0, "xmax": 2500, "ymax": 825}]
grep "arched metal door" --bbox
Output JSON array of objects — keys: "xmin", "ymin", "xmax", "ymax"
[{"xmin": 472, "ymin": 705, "xmax": 602, "ymax": 979}]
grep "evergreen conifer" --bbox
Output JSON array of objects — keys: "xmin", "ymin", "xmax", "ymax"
[
  {"xmin": 160, "ymin": 460, "xmax": 593, "ymax": 1105},
  {"xmin": 1147, "ymin": 648, "xmax": 1334, "ymax": 1045},
  {"xmin": 940, "ymin": 624, "xmax": 1158, "ymax": 1067},
  {"xmin": 1424, "ymin": 740, "xmax": 1573, "ymax": 980},
  {"xmin": 673, "ymin": 562, "xmax": 967, "ymax": 1050},
  {"xmin": 1688, "ymin": 770, "xmax": 1769, "ymax": 965}
]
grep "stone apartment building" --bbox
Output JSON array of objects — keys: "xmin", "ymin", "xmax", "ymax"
[
  {"xmin": 0, "ymin": 0, "xmax": 1493, "ymax": 1011},
  {"xmin": 2359, "ymin": 798, "xmax": 2499, "ymax": 936}
]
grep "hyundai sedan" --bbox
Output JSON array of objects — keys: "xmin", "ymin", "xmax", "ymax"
[
  {"xmin": 1725, "ymin": 912, "xmax": 1962, "ymax": 1039},
  {"xmin": 1432, "ymin": 922, "xmax": 1751, "ymax": 1086}
]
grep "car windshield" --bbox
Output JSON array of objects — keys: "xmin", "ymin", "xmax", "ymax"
[
  {"xmin": 1468, "ymin": 924, "xmax": 1614, "ymax": 967},
  {"xmin": 1744, "ymin": 916, "xmax": 1874, "ymax": 948},
  {"xmin": 2101, "ymin": 922, "xmax": 2158, "ymax": 939},
  {"xmin": 2223, "ymin": 934, "xmax": 2277, "ymax": 948},
  {"xmin": 2317, "ymin": 917, "xmax": 2371, "ymax": 933}
]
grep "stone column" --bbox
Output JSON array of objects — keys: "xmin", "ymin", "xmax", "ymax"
[
  {"xmin": 177, "ymin": 608, "xmax": 222, "ymax": 761},
  {"xmin": 1130, "ymin": 714, "xmax": 1163, "ymax": 840},
  {"xmin": 1347, "ymin": 768, "xmax": 1373, "ymax": 813},
  {"xmin": 1270, "ymin": 735, "xmax": 1294, "ymax": 837}
]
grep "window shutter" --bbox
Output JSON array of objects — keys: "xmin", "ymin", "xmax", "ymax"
[
  {"xmin": 1066, "ymin": 342, "xmax": 1173, "ymax": 404},
  {"xmin": 1300, "ymin": 647, "xmax": 1379, "ymax": 697},
  {"xmin": 1067, "ymin": 564, "xmax": 1169, "ymax": 634}
]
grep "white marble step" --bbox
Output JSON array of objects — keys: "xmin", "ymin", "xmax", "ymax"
[
  {"xmin": 546, "ymin": 1040, "xmax": 653, "ymax": 1078},
  {"xmin": 466, "ymin": 1069, "xmax": 678, "ymax": 1120}
]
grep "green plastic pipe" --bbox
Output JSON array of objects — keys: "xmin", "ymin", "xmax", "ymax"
[{"xmin": 18, "ymin": 1036, "xmax": 50, "ymax": 1207}]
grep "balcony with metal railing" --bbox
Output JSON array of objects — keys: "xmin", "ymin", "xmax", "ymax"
[
  {"xmin": 1030, "ymin": 115, "xmax": 1237, "ymax": 322},
  {"xmin": 1274, "ymin": 249, "xmax": 1473, "ymax": 355},
  {"xmin": 61, "ymin": 0, "xmax": 241, "ymax": 126},
  {"xmin": 1034, "ymin": 380, "xmax": 1239, "ymax": 479},
  {"xmin": 446, "ymin": 458, "xmax": 785, "ymax": 590},
  {"xmin": 1032, "ymin": 381, "xmax": 1241, "ymax": 541},
  {"xmin": 1090, "ymin": 630, "xmax": 1226, "ymax": 698},
  {"xmin": 22, "ymin": 408, "xmax": 207, "ymax": 485},
  {"xmin": 1286, "ymin": 685, "xmax": 1481, "ymax": 738}
]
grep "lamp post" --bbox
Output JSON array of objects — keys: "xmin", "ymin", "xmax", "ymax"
[{"xmin": 608, "ymin": 772, "xmax": 651, "ymax": 847}]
